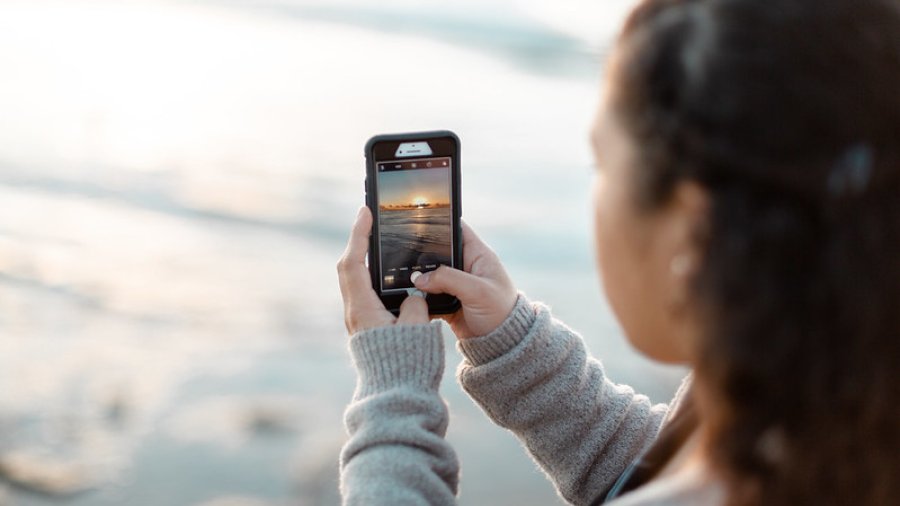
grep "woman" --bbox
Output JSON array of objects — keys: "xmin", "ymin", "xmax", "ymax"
[{"xmin": 336, "ymin": 0, "xmax": 900, "ymax": 504}]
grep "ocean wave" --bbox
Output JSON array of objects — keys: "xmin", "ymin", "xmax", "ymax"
[
  {"xmin": 381, "ymin": 232, "xmax": 450, "ymax": 246},
  {"xmin": 382, "ymin": 217, "xmax": 451, "ymax": 226},
  {"xmin": 0, "ymin": 172, "xmax": 349, "ymax": 244}
]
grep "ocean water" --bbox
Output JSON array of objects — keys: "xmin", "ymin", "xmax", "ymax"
[
  {"xmin": 0, "ymin": 1, "xmax": 685, "ymax": 504},
  {"xmin": 379, "ymin": 207, "xmax": 452, "ymax": 289}
]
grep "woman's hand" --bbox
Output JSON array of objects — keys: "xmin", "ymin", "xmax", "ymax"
[
  {"xmin": 337, "ymin": 207, "xmax": 428, "ymax": 334},
  {"xmin": 413, "ymin": 222, "xmax": 518, "ymax": 339}
]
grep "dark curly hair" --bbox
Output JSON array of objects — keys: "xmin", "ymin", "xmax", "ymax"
[{"xmin": 608, "ymin": 0, "xmax": 900, "ymax": 504}]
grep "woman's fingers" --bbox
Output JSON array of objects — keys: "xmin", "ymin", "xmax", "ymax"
[
  {"xmin": 414, "ymin": 222, "xmax": 518, "ymax": 339},
  {"xmin": 414, "ymin": 264, "xmax": 516, "ymax": 338},
  {"xmin": 344, "ymin": 207, "xmax": 372, "ymax": 260},
  {"xmin": 338, "ymin": 212, "xmax": 516, "ymax": 337},
  {"xmin": 338, "ymin": 208, "xmax": 373, "ymax": 300},
  {"xmin": 460, "ymin": 220, "xmax": 492, "ymax": 272},
  {"xmin": 338, "ymin": 207, "xmax": 371, "ymax": 279},
  {"xmin": 337, "ymin": 207, "xmax": 394, "ymax": 334}
]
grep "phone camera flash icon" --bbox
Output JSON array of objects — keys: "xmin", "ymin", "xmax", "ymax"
[
  {"xmin": 426, "ymin": 161, "xmax": 432, "ymax": 168},
  {"xmin": 411, "ymin": 163, "xmax": 417, "ymax": 168}
]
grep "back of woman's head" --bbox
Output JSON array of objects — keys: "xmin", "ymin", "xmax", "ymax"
[{"xmin": 609, "ymin": 0, "xmax": 900, "ymax": 504}]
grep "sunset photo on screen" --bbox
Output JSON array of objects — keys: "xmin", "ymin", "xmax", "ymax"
[{"xmin": 377, "ymin": 159, "xmax": 452, "ymax": 291}]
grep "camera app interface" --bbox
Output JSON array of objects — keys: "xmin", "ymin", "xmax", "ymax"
[{"xmin": 376, "ymin": 157, "xmax": 453, "ymax": 292}]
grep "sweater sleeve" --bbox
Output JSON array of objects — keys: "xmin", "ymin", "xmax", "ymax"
[
  {"xmin": 340, "ymin": 322, "xmax": 459, "ymax": 506},
  {"xmin": 457, "ymin": 295, "xmax": 669, "ymax": 505}
]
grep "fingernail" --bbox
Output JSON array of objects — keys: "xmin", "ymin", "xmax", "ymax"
[
  {"xmin": 356, "ymin": 206, "xmax": 366, "ymax": 218},
  {"xmin": 406, "ymin": 288, "xmax": 426, "ymax": 298}
]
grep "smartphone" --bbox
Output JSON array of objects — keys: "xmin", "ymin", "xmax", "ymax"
[{"xmin": 365, "ymin": 130, "xmax": 462, "ymax": 315}]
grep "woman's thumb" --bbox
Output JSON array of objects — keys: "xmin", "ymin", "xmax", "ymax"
[
  {"xmin": 396, "ymin": 290, "xmax": 429, "ymax": 324},
  {"xmin": 414, "ymin": 265, "xmax": 486, "ymax": 303}
]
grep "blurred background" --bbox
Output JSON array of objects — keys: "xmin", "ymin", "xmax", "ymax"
[{"xmin": 0, "ymin": 0, "xmax": 686, "ymax": 504}]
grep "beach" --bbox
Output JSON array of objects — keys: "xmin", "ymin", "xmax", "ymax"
[{"xmin": 0, "ymin": 1, "xmax": 685, "ymax": 504}]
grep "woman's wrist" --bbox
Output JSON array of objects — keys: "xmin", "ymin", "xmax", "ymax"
[{"xmin": 456, "ymin": 294, "xmax": 537, "ymax": 366}]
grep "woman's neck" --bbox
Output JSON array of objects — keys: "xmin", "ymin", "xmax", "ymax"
[{"xmin": 656, "ymin": 421, "xmax": 708, "ymax": 480}]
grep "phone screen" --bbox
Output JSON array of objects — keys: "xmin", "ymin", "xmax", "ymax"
[{"xmin": 375, "ymin": 156, "xmax": 454, "ymax": 293}]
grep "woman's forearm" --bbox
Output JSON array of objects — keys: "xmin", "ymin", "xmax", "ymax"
[
  {"xmin": 340, "ymin": 323, "xmax": 459, "ymax": 505},
  {"xmin": 458, "ymin": 296, "xmax": 669, "ymax": 505}
]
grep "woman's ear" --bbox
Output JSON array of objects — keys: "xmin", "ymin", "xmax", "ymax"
[
  {"xmin": 656, "ymin": 179, "xmax": 709, "ymax": 354},
  {"xmin": 673, "ymin": 179, "xmax": 710, "ymax": 226},
  {"xmin": 665, "ymin": 180, "xmax": 709, "ymax": 262}
]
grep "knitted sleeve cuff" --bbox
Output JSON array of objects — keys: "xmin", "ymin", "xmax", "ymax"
[
  {"xmin": 456, "ymin": 294, "xmax": 537, "ymax": 366},
  {"xmin": 349, "ymin": 322, "xmax": 445, "ymax": 399}
]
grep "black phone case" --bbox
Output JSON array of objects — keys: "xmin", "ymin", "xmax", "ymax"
[{"xmin": 365, "ymin": 130, "xmax": 462, "ymax": 315}]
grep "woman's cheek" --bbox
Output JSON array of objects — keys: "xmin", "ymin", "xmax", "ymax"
[{"xmin": 593, "ymin": 175, "xmax": 622, "ymax": 309}]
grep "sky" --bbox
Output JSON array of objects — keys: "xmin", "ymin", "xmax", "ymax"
[{"xmin": 377, "ymin": 167, "xmax": 451, "ymax": 207}]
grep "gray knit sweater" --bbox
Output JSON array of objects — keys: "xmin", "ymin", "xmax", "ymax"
[{"xmin": 340, "ymin": 295, "xmax": 714, "ymax": 505}]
